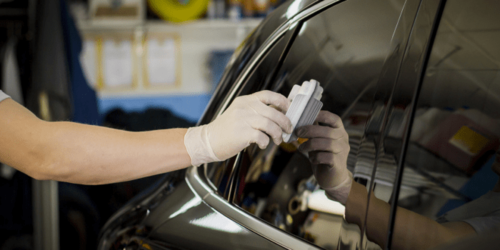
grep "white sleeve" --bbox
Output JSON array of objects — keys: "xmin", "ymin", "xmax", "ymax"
[
  {"xmin": 463, "ymin": 211, "xmax": 500, "ymax": 233},
  {"xmin": 0, "ymin": 90, "xmax": 10, "ymax": 103}
]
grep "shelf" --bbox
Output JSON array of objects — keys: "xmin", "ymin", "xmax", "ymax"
[
  {"xmin": 97, "ymin": 87, "xmax": 212, "ymax": 98},
  {"xmin": 77, "ymin": 18, "xmax": 263, "ymax": 31},
  {"xmin": 76, "ymin": 17, "xmax": 258, "ymax": 98}
]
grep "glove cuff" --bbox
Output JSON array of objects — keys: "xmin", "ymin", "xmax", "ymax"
[
  {"xmin": 323, "ymin": 171, "xmax": 353, "ymax": 205},
  {"xmin": 184, "ymin": 125, "xmax": 221, "ymax": 167}
]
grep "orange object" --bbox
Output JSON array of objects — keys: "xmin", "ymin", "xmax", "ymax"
[{"xmin": 297, "ymin": 137, "xmax": 309, "ymax": 144}]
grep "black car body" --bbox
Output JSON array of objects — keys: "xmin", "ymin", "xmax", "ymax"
[{"xmin": 98, "ymin": 0, "xmax": 500, "ymax": 249}]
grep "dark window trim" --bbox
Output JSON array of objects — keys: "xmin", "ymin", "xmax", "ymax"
[{"xmin": 385, "ymin": 0, "xmax": 448, "ymax": 249}]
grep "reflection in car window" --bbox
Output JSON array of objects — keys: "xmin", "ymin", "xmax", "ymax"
[
  {"xmin": 390, "ymin": 1, "xmax": 500, "ymax": 249},
  {"xmin": 230, "ymin": 0, "xmax": 406, "ymax": 249}
]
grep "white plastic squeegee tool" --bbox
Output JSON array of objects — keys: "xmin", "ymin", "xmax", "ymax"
[{"xmin": 282, "ymin": 79, "xmax": 323, "ymax": 143}]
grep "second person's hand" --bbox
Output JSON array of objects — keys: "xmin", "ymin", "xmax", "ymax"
[{"xmin": 296, "ymin": 110, "xmax": 352, "ymax": 204}]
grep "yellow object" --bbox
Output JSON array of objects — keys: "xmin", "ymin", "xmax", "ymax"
[
  {"xmin": 297, "ymin": 137, "xmax": 308, "ymax": 144},
  {"xmin": 148, "ymin": 0, "xmax": 210, "ymax": 22},
  {"xmin": 449, "ymin": 126, "xmax": 490, "ymax": 156},
  {"xmin": 140, "ymin": 243, "xmax": 152, "ymax": 250},
  {"xmin": 280, "ymin": 142, "xmax": 297, "ymax": 152},
  {"xmin": 39, "ymin": 92, "xmax": 52, "ymax": 121},
  {"xmin": 279, "ymin": 138, "xmax": 308, "ymax": 153}
]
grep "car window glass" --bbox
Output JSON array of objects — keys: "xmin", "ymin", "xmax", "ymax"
[
  {"xmin": 206, "ymin": 37, "xmax": 290, "ymax": 195},
  {"xmin": 393, "ymin": 1, "xmax": 500, "ymax": 250},
  {"xmin": 230, "ymin": 0, "xmax": 406, "ymax": 249}
]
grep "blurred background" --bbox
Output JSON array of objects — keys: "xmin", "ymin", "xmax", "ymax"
[{"xmin": 0, "ymin": 0, "xmax": 287, "ymax": 249}]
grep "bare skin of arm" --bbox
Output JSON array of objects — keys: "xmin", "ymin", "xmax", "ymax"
[
  {"xmin": 0, "ymin": 98, "xmax": 191, "ymax": 184},
  {"xmin": 345, "ymin": 181, "xmax": 476, "ymax": 250}
]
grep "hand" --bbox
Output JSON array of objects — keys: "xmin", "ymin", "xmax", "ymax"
[
  {"xmin": 184, "ymin": 90, "xmax": 293, "ymax": 166},
  {"xmin": 296, "ymin": 110, "xmax": 352, "ymax": 204}
]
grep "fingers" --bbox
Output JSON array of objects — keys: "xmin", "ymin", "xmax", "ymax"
[
  {"xmin": 299, "ymin": 138, "xmax": 348, "ymax": 154},
  {"xmin": 253, "ymin": 101, "xmax": 293, "ymax": 134},
  {"xmin": 250, "ymin": 116, "xmax": 284, "ymax": 146},
  {"xmin": 252, "ymin": 90, "xmax": 290, "ymax": 113},
  {"xmin": 251, "ymin": 130, "xmax": 270, "ymax": 149},
  {"xmin": 296, "ymin": 125, "xmax": 346, "ymax": 140},
  {"xmin": 309, "ymin": 151, "xmax": 335, "ymax": 165},
  {"xmin": 315, "ymin": 110, "xmax": 344, "ymax": 129}
]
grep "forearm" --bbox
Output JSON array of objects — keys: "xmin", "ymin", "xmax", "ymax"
[
  {"xmin": 345, "ymin": 182, "xmax": 391, "ymax": 247},
  {"xmin": 36, "ymin": 122, "xmax": 191, "ymax": 184},
  {"xmin": 389, "ymin": 208, "xmax": 475, "ymax": 250},
  {"xmin": 344, "ymin": 181, "xmax": 388, "ymax": 244},
  {"xmin": 0, "ymin": 99, "xmax": 191, "ymax": 183},
  {"xmin": 344, "ymin": 181, "xmax": 470, "ymax": 250}
]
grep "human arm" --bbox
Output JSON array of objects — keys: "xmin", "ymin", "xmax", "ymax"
[
  {"xmin": 345, "ymin": 181, "xmax": 475, "ymax": 250},
  {"xmin": 0, "ymin": 97, "xmax": 191, "ymax": 184},
  {"xmin": 296, "ymin": 110, "xmax": 476, "ymax": 250},
  {"xmin": 0, "ymin": 91, "xmax": 292, "ymax": 185}
]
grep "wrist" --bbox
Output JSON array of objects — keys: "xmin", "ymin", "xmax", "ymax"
[
  {"xmin": 344, "ymin": 181, "xmax": 368, "ymax": 226},
  {"xmin": 184, "ymin": 125, "xmax": 220, "ymax": 166},
  {"xmin": 323, "ymin": 171, "xmax": 353, "ymax": 205}
]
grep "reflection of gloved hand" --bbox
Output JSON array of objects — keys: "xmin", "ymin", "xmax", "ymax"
[
  {"xmin": 296, "ymin": 111, "xmax": 352, "ymax": 205},
  {"xmin": 184, "ymin": 90, "xmax": 293, "ymax": 166}
]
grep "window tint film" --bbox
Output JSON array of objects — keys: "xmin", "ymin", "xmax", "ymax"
[
  {"xmin": 393, "ymin": 1, "xmax": 500, "ymax": 249},
  {"xmin": 230, "ymin": 0, "xmax": 406, "ymax": 249}
]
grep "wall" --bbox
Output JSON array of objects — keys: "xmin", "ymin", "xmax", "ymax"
[{"xmin": 77, "ymin": 19, "xmax": 261, "ymax": 122}]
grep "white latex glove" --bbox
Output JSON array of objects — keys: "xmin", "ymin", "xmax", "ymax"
[
  {"xmin": 184, "ymin": 90, "xmax": 293, "ymax": 166},
  {"xmin": 296, "ymin": 110, "xmax": 352, "ymax": 205}
]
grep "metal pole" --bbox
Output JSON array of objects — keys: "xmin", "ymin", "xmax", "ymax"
[
  {"xmin": 33, "ymin": 180, "xmax": 59, "ymax": 250},
  {"xmin": 33, "ymin": 91, "xmax": 59, "ymax": 250}
]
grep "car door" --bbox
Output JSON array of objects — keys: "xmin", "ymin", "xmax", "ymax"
[{"xmin": 195, "ymin": 0, "xmax": 429, "ymax": 249}]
